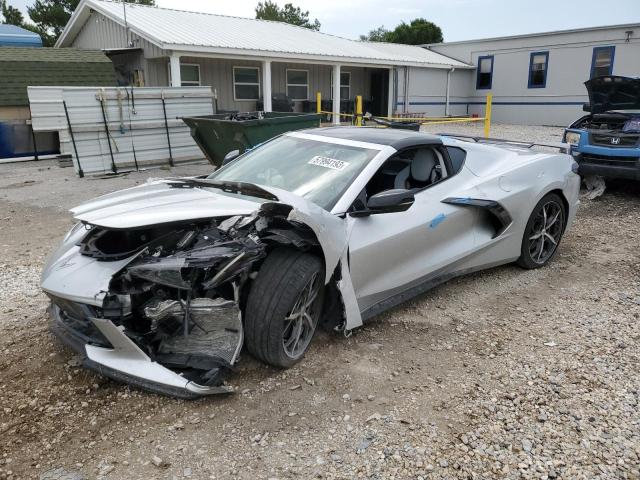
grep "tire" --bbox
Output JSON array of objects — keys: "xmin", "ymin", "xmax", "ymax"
[
  {"xmin": 517, "ymin": 193, "xmax": 567, "ymax": 269},
  {"xmin": 244, "ymin": 248, "xmax": 324, "ymax": 368}
]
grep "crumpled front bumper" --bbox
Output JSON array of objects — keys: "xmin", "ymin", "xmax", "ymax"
[{"xmin": 49, "ymin": 303, "xmax": 234, "ymax": 399}]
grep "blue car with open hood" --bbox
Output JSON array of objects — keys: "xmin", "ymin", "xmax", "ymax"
[{"xmin": 563, "ymin": 76, "xmax": 640, "ymax": 180}]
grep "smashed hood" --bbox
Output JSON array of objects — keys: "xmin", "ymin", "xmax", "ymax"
[
  {"xmin": 70, "ymin": 179, "xmax": 348, "ymax": 285},
  {"xmin": 584, "ymin": 76, "xmax": 640, "ymax": 114},
  {"xmin": 71, "ymin": 180, "xmax": 265, "ymax": 229}
]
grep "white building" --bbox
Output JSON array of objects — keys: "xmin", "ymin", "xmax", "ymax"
[
  {"xmin": 424, "ymin": 24, "xmax": 640, "ymax": 125},
  {"xmin": 56, "ymin": 0, "xmax": 470, "ymax": 122},
  {"xmin": 56, "ymin": 1, "xmax": 640, "ymax": 127}
]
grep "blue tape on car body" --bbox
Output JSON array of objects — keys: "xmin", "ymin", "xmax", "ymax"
[{"xmin": 429, "ymin": 213, "xmax": 447, "ymax": 229}]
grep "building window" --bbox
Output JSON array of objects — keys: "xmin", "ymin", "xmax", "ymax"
[
  {"xmin": 476, "ymin": 55, "xmax": 493, "ymax": 90},
  {"xmin": 286, "ymin": 69, "xmax": 309, "ymax": 100},
  {"xmin": 331, "ymin": 71, "xmax": 351, "ymax": 100},
  {"xmin": 528, "ymin": 51, "xmax": 549, "ymax": 88},
  {"xmin": 590, "ymin": 46, "xmax": 615, "ymax": 78},
  {"xmin": 180, "ymin": 64, "xmax": 200, "ymax": 86},
  {"xmin": 233, "ymin": 66, "xmax": 260, "ymax": 100}
]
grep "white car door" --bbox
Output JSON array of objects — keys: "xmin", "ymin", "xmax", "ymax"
[{"xmin": 347, "ymin": 168, "xmax": 479, "ymax": 317}]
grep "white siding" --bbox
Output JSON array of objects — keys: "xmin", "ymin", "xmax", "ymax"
[
  {"xmin": 71, "ymin": 11, "xmax": 164, "ymax": 58},
  {"xmin": 28, "ymin": 86, "xmax": 214, "ymax": 175},
  {"xmin": 396, "ymin": 67, "xmax": 475, "ymax": 117},
  {"xmin": 429, "ymin": 25, "xmax": 640, "ymax": 125}
]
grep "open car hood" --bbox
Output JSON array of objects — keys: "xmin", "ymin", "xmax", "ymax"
[{"xmin": 584, "ymin": 76, "xmax": 640, "ymax": 114}]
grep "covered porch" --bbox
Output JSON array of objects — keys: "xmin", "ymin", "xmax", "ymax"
[{"xmin": 144, "ymin": 53, "xmax": 395, "ymax": 123}]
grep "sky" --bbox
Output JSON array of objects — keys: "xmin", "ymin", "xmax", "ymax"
[{"xmin": 7, "ymin": 0, "xmax": 640, "ymax": 41}]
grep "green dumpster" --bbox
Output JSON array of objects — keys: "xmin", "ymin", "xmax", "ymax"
[{"xmin": 182, "ymin": 112, "xmax": 321, "ymax": 167}]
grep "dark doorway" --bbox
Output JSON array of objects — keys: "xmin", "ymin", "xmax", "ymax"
[
  {"xmin": 369, "ymin": 69, "xmax": 390, "ymax": 116},
  {"xmin": 106, "ymin": 49, "xmax": 145, "ymax": 86}
]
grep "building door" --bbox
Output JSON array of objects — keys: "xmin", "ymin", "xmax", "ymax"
[{"xmin": 369, "ymin": 69, "xmax": 389, "ymax": 116}]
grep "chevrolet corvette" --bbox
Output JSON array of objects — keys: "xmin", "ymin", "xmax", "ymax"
[{"xmin": 41, "ymin": 127, "xmax": 580, "ymax": 398}]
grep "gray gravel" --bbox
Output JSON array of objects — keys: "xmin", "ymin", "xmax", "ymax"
[{"xmin": 0, "ymin": 123, "xmax": 638, "ymax": 480}]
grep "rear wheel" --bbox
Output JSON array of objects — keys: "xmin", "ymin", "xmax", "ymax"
[
  {"xmin": 244, "ymin": 248, "xmax": 324, "ymax": 368},
  {"xmin": 517, "ymin": 193, "xmax": 566, "ymax": 269}
]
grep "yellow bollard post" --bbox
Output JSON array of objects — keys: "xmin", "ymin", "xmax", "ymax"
[
  {"xmin": 483, "ymin": 94, "xmax": 492, "ymax": 138},
  {"xmin": 355, "ymin": 95, "xmax": 363, "ymax": 126},
  {"xmin": 316, "ymin": 91, "xmax": 321, "ymax": 115}
]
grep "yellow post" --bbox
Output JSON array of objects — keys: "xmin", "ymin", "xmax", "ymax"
[
  {"xmin": 483, "ymin": 94, "xmax": 492, "ymax": 138},
  {"xmin": 316, "ymin": 91, "xmax": 321, "ymax": 114},
  {"xmin": 355, "ymin": 95, "xmax": 363, "ymax": 126}
]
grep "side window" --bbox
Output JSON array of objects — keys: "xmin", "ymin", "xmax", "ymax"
[
  {"xmin": 331, "ymin": 71, "xmax": 351, "ymax": 100},
  {"xmin": 363, "ymin": 147, "xmax": 449, "ymax": 199},
  {"xmin": 590, "ymin": 46, "xmax": 615, "ymax": 78},
  {"xmin": 476, "ymin": 55, "xmax": 494, "ymax": 90},
  {"xmin": 234, "ymin": 66, "xmax": 260, "ymax": 100},
  {"xmin": 528, "ymin": 51, "xmax": 549, "ymax": 88},
  {"xmin": 286, "ymin": 69, "xmax": 309, "ymax": 100},
  {"xmin": 446, "ymin": 146, "xmax": 466, "ymax": 174},
  {"xmin": 180, "ymin": 64, "xmax": 200, "ymax": 86}
]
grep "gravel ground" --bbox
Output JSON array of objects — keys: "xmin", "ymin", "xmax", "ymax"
[{"xmin": 0, "ymin": 124, "xmax": 638, "ymax": 480}]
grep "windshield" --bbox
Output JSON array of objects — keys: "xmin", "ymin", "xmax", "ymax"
[{"xmin": 208, "ymin": 135, "xmax": 380, "ymax": 210}]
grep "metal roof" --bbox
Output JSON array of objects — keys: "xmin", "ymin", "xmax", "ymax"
[
  {"xmin": 425, "ymin": 22, "xmax": 640, "ymax": 47},
  {"xmin": 0, "ymin": 47, "xmax": 115, "ymax": 106},
  {"xmin": 57, "ymin": 0, "xmax": 471, "ymax": 69},
  {"xmin": 0, "ymin": 24, "xmax": 42, "ymax": 47}
]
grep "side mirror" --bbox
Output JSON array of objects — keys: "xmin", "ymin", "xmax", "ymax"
[
  {"xmin": 582, "ymin": 103, "xmax": 592, "ymax": 112},
  {"xmin": 222, "ymin": 149, "xmax": 240, "ymax": 165},
  {"xmin": 351, "ymin": 189, "xmax": 415, "ymax": 217}
]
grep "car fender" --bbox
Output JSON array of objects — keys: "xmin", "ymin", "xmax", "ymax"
[{"xmin": 258, "ymin": 186, "xmax": 363, "ymax": 330}]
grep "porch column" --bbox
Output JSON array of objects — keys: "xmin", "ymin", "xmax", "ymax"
[
  {"xmin": 388, "ymin": 68, "xmax": 394, "ymax": 117},
  {"xmin": 332, "ymin": 64, "xmax": 341, "ymax": 125},
  {"xmin": 262, "ymin": 60, "xmax": 272, "ymax": 112},
  {"xmin": 169, "ymin": 54, "xmax": 181, "ymax": 87},
  {"xmin": 445, "ymin": 67, "xmax": 455, "ymax": 116}
]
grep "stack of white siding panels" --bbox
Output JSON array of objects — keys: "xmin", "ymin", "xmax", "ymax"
[{"xmin": 28, "ymin": 86, "xmax": 214, "ymax": 176}]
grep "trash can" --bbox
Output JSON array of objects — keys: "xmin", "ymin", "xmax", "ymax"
[{"xmin": 182, "ymin": 111, "xmax": 321, "ymax": 167}]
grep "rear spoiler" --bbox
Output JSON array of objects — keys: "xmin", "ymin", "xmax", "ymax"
[{"xmin": 439, "ymin": 133, "xmax": 569, "ymax": 154}]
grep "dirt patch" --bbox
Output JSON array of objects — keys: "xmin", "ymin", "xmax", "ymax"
[{"xmin": 0, "ymin": 125, "xmax": 638, "ymax": 479}]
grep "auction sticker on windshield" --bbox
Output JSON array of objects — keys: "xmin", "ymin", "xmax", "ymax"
[{"xmin": 308, "ymin": 156, "xmax": 349, "ymax": 171}]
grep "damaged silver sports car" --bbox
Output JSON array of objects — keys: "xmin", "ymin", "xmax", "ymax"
[{"xmin": 41, "ymin": 127, "xmax": 580, "ymax": 398}]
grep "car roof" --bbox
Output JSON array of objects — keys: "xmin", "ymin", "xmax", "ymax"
[{"xmin": 301, "ymin": 126, "xmax": 443, "ymax": 150}]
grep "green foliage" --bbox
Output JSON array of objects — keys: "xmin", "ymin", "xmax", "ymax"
[
  {"xmin": 361, "ymin": 18, "xmax": 443, "ymax": 45},
  {"xmin": 359, "ymin": 25, "xmax": 391, "ymax": 42},
  {"xmin": 255, "ymin": 1, "xmax": 320, "ymax": 31},
  {"xmin": 27, "ymin": 0, "xmax": 155, "ymax": 46},
  {"xmin": 387, "ymin": 18, "xmax": 443, "ymax": 45},
  {"xmin": 0, "ymin": 0, "xmax": 25, "ymax": 25}
]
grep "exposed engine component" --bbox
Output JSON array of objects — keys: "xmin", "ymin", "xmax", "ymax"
[
  {"xmin": 570, "ymin": 112, "xmax": 633, "ymax": 131},
  {"xmin": 62, "ymin": 206, "xmax": 324, "ymax": 390}
]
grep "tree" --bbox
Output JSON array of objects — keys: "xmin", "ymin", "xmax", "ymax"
[
  {"xmin": 360, "ymin": 18, "xmax": 443, "ymax": 45},
  {"xmin": 27, "ymin": 0, "xmax": 155, "ymax": 47},
  {"xmin": 359, "ymin": 25, "xmax": 390, "ymax": 42},
  {"xmin": 386, "ymin": 18, "xmax": 442, "ymax": 45},
  {"xmin": 255, "ymin": 1, "xmax": 320, "ymax": 31},
  {"xmin": 0, "ymin": 0, "xmax": 25, "ymax": 25}
]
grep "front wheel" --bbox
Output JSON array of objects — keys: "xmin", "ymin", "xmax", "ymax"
[
  {"xmin": 517, "ymin": 193, "xmax": 566, "ymax": 269},
  {"xmin": 244, "ymin": 248, "xmax": 324, "ymax": 368}
]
